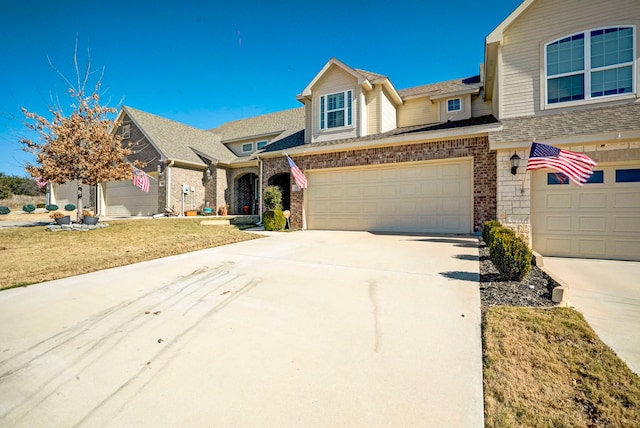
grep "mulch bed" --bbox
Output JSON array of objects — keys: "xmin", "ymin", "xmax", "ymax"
[{"xmin": 479, "ymin": 240, "xmax": 558, "ymax": 307}]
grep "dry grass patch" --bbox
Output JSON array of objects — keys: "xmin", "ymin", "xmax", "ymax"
[
  {"xmin": 0, "ymin": 195, "xmax": 45, "ymax": 211},
  {"xmin": 0, "ymin": 218, "xmax": 259, "ymax": 289},
  {"xmin": 483, "ymin": 307, "xmax": 640, "ymax": 427}
]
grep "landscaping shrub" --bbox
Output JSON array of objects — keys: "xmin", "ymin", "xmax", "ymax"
[
  {"xmin": 263, "ymin": 209, "xmax": 286, "ymax": 231},
  {"xmin": 0, "ymin": 206, "xmax": 10, "ymax": 215},
  {"xmin": 36, "ymin": 203, "xmax": 45, "ymax": 209},
  {"xmin": 22, "ymin": 204, "xmax": 36, "ymax": 213},
  {"xmin": 482, "ymin": 220, "xmax": 502, "ymax": 246},
  {"xmin": 488, "ymin": 224, "xmax": 515, "ymax": 249},
  {"xmin": 489, "ymin": 230, "xmax": 532, "ymax": 281},
  {"xmin": 263, "ymin": 185, "xmax": 283, "ymax": 211},
  {"xmin": 46, "ymin": 204, "xmax": 59, "ymax": 211},
  {"xmin": 64, "ymin": 203, "xmax": 76, "ymax": 211}
]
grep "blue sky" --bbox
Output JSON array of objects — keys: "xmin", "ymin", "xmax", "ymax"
[{"xmin": 0, "ymin": 0, "xmax": 523, "ymax": 176}]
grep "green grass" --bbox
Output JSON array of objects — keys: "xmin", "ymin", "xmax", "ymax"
[
  {"xmin": 0, "ymin": 218, "xmax": 259, "ymax": 289},
  {"xmin": 483, "ymin": 307, "xmax": 640, "ymax": 427}
]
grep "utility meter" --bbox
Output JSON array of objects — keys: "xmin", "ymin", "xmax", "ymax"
[{"xmin": 182, "ymin": 184, "xmax": 190, "ymax": 194}]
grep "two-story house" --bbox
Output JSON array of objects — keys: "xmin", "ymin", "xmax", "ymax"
[
  {"xmin": 485, "ymin": 0, "xmax": 640, "ymax": 261},
  {"xmin": 49, "ymin": 0, "xmax": 639, "ymax": 261}
]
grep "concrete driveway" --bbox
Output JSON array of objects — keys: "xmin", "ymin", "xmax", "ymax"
[
  {"xmin": 541, "ymin": 257, "xmax": 640, "ymax": 375},
  {"xmin": 0, "ymin": 231, "xmax": 483, "ymax": 427}
]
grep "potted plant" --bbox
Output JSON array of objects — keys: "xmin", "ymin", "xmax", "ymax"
[
  {"xmin": 50, "ymin": 211, "xmax": 70, "ymax": 225},
  {"xmin": 82, "ymin": 209, "xmax": 99, "ymax": 225},
  {"xmin": 218, "ymin": 203, "xmax": 229, "ymax": 216}
]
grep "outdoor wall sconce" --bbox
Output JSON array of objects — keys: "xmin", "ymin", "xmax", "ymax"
[
  {"xmin": 157, "ymin": 164, "xmax": 163, "ymax": 176},
  {"xmin": 510, "ymin": 152, "xmax": 521, "ymax": 175}
]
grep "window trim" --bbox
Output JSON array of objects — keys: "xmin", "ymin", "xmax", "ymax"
[
  {"xmin": 242, "ymin": 142, "xmax": 253, "ymax": 153},
  {"xmin": 122, "ymin": 124, "xmax": 131, "ymax": 139},
  {"xmin": 319, "ymin": 90, "xmax": 353, "ymax": 130},
  {"xmin": 256, "ymin": 140, "xmax": 267, "ymax": 150},
  {"xmin": 446, "ymin": 98, "xmax": 462, "ymax": 112},
  {"xmin": 544, "ymin": 25, "xmax": 636, "ymax": 107}
]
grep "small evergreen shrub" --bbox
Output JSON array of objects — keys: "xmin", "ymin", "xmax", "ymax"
[
  {"xmin": 64, "ymin": 203, "xmax": 76, "ymax": 211},
  {"xmin": 482, "ymin": 220, "xmax": 502, "ymax": 246},
  {"xmin": 46, "ymin": 204, "xmax": 59, "ymax": 211},
  {"xmin": 263, "ymin": 209, "xmax": 286, "ymax": 231},
  {"xmin": 0, "ymin": 206, "xmax": 10, "ymax": 215},
  {"xmin": 488, "ymin": 224, "xmax": 515, "ymax": 249},
  {"xmin": 22, "ymin": 204, "xmax": 36, "ymax": 213},
  {"xmin": 263, "ymin": 185, "xmax": 283, "ymax": 211},
  {"xmin": 36, "ymin": 203, "xmax": 46, "ymax": 209},
  {"xmin": 489, "ymin": 230, "xmax": 532, "ymax": 281}
]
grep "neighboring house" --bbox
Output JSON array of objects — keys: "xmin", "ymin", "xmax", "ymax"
[
  {"xmin": 485, "ymin": 0, "xmax": 640, "ymax": 261},
  {"xmin": 54, "ymin": 0, "xmax": 639, "ymax": 261}
]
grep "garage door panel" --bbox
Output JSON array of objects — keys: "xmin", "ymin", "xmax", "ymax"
[
  {"xmin": 532, "ymin": 163, "xmax": 640, "ymax": 261},
  {"xmin": 579, "ymin": 193, "xmax": 606, "ymax": 208},
  {"xmin": 307, "ymin": 160, "xmax": 472, "ymax": 233},
  {"xmin": 104, "ymin": 180, "xmax": 158, "ymax": 216}
]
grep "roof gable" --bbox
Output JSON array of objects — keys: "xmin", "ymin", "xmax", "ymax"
[{"xmin": 122, "ymin": 106, "xmax": 236, "ymax": 166}]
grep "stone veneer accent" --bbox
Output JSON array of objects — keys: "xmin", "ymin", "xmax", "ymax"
[
  {"xmin": 263, "ymin": 136, "xmax": 496, "ymax": 231},
  {"xmin": 167, "ymin": 167, "xmax": 208, "ymax": 214},
  {"xmin": 497, "ymin": 140, "xmax": 640, "ymax": 244}
]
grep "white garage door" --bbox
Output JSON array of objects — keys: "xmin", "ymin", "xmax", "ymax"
[
  {"xmin": 531, "ymin": 163, "xmax": 640, "ymax": 261},
  {"xmin": 104, "ymin": 179, "xmax": 158, "ymax": 216},
  {"xmin": 306, "ymin": 159, "xmax": 473, "ymax": 233}
]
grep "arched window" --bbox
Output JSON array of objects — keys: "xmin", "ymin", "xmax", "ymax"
[{"xmin": 545, "ymin": 26, "xmax": 635, "ymax": 105}]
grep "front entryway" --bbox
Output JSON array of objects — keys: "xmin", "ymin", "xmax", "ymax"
[
  {"xmin": 268, "ymin": 173, "xmax": 291, "ymax": 210},
  {"xmin": 236, "ymin": 173, "xmax": 259, "ymax": 215},
  {"xmin": 305, "ymin": 159, "xmax": 473, "ymax": 233}
]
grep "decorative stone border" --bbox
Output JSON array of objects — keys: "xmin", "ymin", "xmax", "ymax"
[{"xmin": 46, "ymin": 223, "xmax": 110, "ymax": 232}]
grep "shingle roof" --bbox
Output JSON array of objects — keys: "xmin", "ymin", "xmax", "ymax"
[
  {"xmin": 354, "ymin": 68, "xmax": 387, "ymax": 81},
  {"xmin": 124, "ymin": 106, "xmax": 237, "ymax": 165},
  {"xmin": 489, "ymin": 102, "xmax": 640, "ymax": 143},
  {"xmin": 210, "ymin": 107, "xmax": 305, "ymax": 143},
  {"xmin": 270, "ymin": 115, "xmax": 499, "ymax": 152},
  {"xmin": 398, "ymin": 75, "xmax": 482, "ymax": 99}
]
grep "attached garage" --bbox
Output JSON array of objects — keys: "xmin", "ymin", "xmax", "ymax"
[
  {"xmin": 103, "ymin": 179, "xmax": 159, "ymax": 216},
  {"xmin": 305, "ymin": 159, "xmax": 473, "ymax": 233},
  {"xmin": 531, "ymin": 163, "xmax": 640, "ymax": 261}
]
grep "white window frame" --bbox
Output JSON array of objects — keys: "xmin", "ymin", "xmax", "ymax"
[
  {"xmin": 319, "ymin": 90, "xmax": 353, "ymax": 130},
  {"xmin": 242, "ymin": 142, "xmax": 253, "ymax": 153},
  {"xmin": 122, "ymin": 124, "xmax": 131, "ymax": 138},
  {"xmin": 447, "ymin": 98, "xmax": 462, "ymax": 112},
  {"xmin": 544, "ymin": 26, "xmax": 636, "ymax": 107},
  {"xmin": 256, "ymin": 140, "xmax": 267, "ymax": 150}
]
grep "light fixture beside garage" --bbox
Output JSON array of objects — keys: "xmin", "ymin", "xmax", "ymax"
[{"xmin": 510, "ymin": 152, "xmax": 521, "ymax": 175}]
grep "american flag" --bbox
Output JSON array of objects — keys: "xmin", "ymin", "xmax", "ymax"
[
  {"xmin": 35, "ymin": 176, "xmax": 48, "ymax": 189},
  {"xmin": 132, "ymin": 167, "xmax": 150, "ymax": 192},
  {"xmin": 286, "ymin": 154, "xmax": 308, "ymax": 189},
  {"xmin": 526, "ymin": 142, "xmax": 596, "ymax": 186}
]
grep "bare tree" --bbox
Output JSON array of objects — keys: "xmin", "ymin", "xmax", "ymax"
[{"xmin": 20, "ymin": 46, "xmax": 143, "ymax": 221}]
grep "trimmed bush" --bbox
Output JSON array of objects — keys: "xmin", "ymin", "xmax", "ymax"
[
  {"xmin": 0, "ymin": 206, "xmax": 10, "ymax": 215},
  {"xmin": 22, "ymin": 204, "xmax": 36, "ymax": 213},
  {"xmin": 64, "ymin": 203, "xmax": 76, "ymax": 211},
  {"xmin": 263, "ymin": 209, "xmax": 286, "ymax": 231},
  {"xmin": 36, "ymin": 203, "xmax": 46, "ymax": 209},
  {"xmin": 482, "ymin": 220, "xmax": 502, "ymax": 246},
  {"xmin": 46, "ymin": 204, "xmax": 59, "ymax": 211},
  {"xmin": 263, "ymin": 185, "xmax": 283, "ymax": 211},
  {"xmin": 488, "ymin": 224, "xmax": 515, "ymax": 249},
  {"xmin": 489, "ymin": 230, "xmax": 532, "ymax": 282}
]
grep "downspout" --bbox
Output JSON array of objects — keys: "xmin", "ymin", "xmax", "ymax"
[
  {"xmin": 256, "ymin": 154, "xmax": 263, "ymax": 225},
  {"xmin": 166, "ymin": 160, "xmax": 174, "ymax": 211}
]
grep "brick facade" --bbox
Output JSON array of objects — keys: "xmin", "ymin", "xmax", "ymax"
[{"xmin": 263, "ymin": 136, "xmax": 496, "ymax": 231}]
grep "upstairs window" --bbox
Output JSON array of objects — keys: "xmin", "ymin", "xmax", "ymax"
[
  {"xmin": 122, "ymin": 124, "xmax": 131, "ymax": 138},
  {"xmin": 447, "ymin": 98, "xmax": 461, "ymax": 112},
  {"xmin": 320, "ymin": 90, "xmax": 353, "ymax": 129},
  {"xmin": 257, "ymin": 140, "xmax": 267, "ymax": 150},
  {"xmin": 242, "ymin": 143, "xmax": 253, "ymax": 153},
  {"xmin": 545, "ymin": 26, "xmax": 635, "ymax": 105}
]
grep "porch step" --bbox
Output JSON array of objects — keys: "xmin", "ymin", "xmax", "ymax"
[{"xmin": 200, "ymin": 219, "xmax": 231, "ymax": 226}]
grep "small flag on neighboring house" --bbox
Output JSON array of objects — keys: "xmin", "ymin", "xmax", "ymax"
[
  {"xmin": 132, "ymin": 167, "xmax": 150, "ymax": 192},
  {"xmin": 35, "ymin": 176, "xmax": 48, "ymax": 189},
  {"xmin": 286, "ymin": 154, "xmax": 308, "ymax": 189},
  {"xmin": 526, "ymin": 142, "xmax": 596, "ymax": 186}
]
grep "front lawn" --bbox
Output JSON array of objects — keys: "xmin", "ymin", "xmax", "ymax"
[{"xmin": 0, "ymin": 218, "xmax": 259, "ymax": 289}]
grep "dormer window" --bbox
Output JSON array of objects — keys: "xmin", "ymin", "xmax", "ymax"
[
  {"xmin": 242, "ymin": 143, "xmax": 253, "ymax": 153},
  {"xmin": 122, "ymin": 124, "xmax": 131, "ymax": 139},
  {"xmin": 257, "ymin": 140, "xmax": 267, "ymax": 150},
  {"xmin": 545, "ymin": 26, "xmax": 635, "ymax": 105},
  {"xmin": 320, "ymin": 90, "xmax": 353, "ymax": 129},
  {"xmin": 447, "ymin": 98, "xmax": 462, "ymax": 112}
]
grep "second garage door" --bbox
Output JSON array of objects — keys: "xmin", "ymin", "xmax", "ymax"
[
  {"xmin": 305, "ymin": 159, "xmax": 473, "ymax": 233},
  {"xmin": 531, "ymin": 162, "xmax": 640, "ymax": 261},
  {"xmin": 103, "ymin": 179, "xmax": 159, "ymax": 216}
]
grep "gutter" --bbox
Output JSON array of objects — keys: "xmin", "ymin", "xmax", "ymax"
[{"xmin": 256, "ymin": 154, "xmax": 263, "ymax": 225}]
